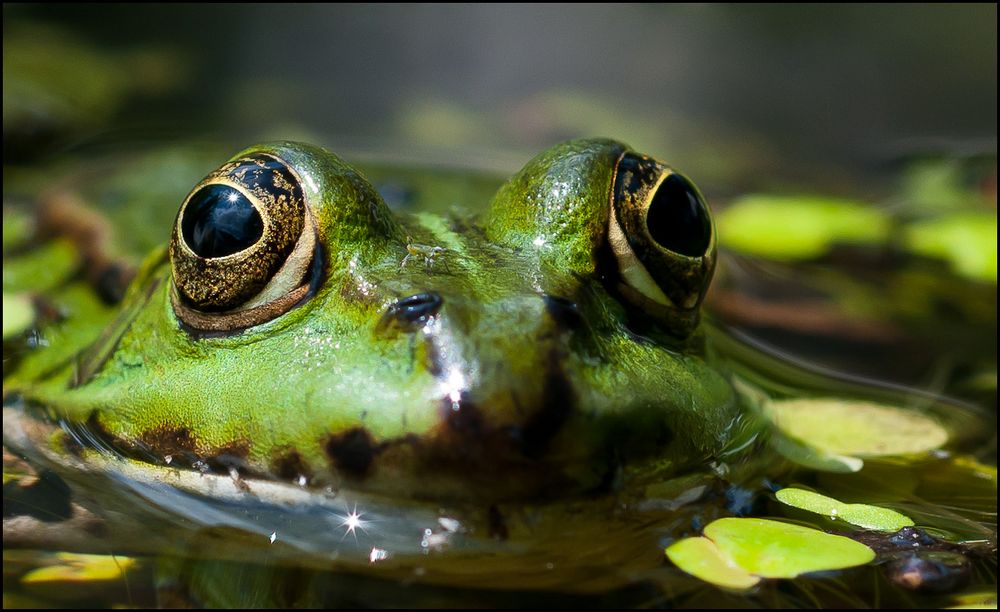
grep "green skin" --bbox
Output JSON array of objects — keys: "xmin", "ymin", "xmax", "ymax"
[{"xmin": 9, "ymin": 138, "xmax": 740, "ymax": 502}]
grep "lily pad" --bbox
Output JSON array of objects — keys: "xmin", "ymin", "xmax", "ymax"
[
  {"xmin": 20, "ymin": 552, "xmax": 137, "ymax": 585},
  {"xmin": 18, "ymin": 552, "xmax": 141, "ymax": 604},
  {"xmin": 903, "ymin": 213, "xmax": 997, "ymax": 283},
  {"xmin": 764, "ymin": 398, "xmax": 948, "ymax": 458},
  {"xmin": 716, "ymin": 195, "xmax": 890, "ymax": 260},
  {"xmin": 705, "ymin": 518, "xmax": 875, "ymax": 578},
  {"xmin": 664, "ymin": 536, "xmax": 761, "ymax": 590},
  {"xmin": 666, "ymin": 517, "xmax": 875, "ymax": 589},
  {"xmin": 776, "ymin": 487, "xmax": 915, "ymax": 531},
  {"xmin": 769, "ymin": 432, "xmax": 865, "ymax": 473}
]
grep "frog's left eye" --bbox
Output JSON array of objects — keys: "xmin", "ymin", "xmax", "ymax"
[
  {"xmin": 169, "ymin": 153, "xmax": 317, "ymax": 331},
  {"xmin": 608, "ymin": 152, "xmax": 716, "ymax": 337}
]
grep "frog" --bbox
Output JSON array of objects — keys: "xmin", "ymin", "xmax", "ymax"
[
  {"xmin": 5, "ymin": 137, "xmax": 741, "ymax": 498},
  {"xmin": 2, "ymin": 138, "xmax": 994, "ymax": 607}
]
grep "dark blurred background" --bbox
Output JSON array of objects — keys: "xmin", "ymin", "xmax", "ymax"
[{"xmin": 4, "ymin": 4, "xmax": 996, "ymax": 186}]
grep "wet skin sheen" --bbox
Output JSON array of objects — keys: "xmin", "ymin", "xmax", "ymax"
[{"xmin": 12, "ymin": 139, "xmax": 741, "ymax": 502}]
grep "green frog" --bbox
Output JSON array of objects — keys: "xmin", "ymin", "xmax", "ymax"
[
  {"xmin": 6, "ymin": 138, "xmax": 741, "ymax": 499},
  {"xmin": 2, "ymin": 139, "xmax": 993, "ymax": 607}
]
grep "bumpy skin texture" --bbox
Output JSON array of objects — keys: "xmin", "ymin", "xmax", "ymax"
[{"xmin": 15, "ymin": 139, "xmax": 738, "ymax": 501}]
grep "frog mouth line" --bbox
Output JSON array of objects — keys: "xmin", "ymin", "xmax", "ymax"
[{"xmin": 50, "ymin": 349, "xmax": 600, "ymax": 502}]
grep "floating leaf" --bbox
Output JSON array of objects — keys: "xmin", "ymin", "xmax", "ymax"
[
  {"xmin": 666, "ymin": 518, "xmax": 875, "ymax": 590},
  {"xmin": 769, "ymin": 432, "xmax": 864, "ymax": 473},
  {"xmin": 20, "ymin": 552, "xmax": 136, "ymax": 585},
  {"xmin": 665, "ymin": 536, "xmax": 761, "ymax": 590},
  {"xmin": 2, "ymin": 292, "xmax": 34, "ymax": 340},
  {"xmin": 903, "ymin": 213, "xmax": 997, "ymax": 283},
  {"xmin": 947, "ymin": 589, "xmax": 999, "ymax": 609},
  {"xmin": 716, "ymin": 195, "xmax": 890, "ymax": 260},
  {"xmin": 705, "ymin": 518, "xmax": 875, "ymax": 579},
  {"xmin": 765, "ymin": 398, "xmax": 948, "ymax": 458},
  {"xmin": 776, "ymin": 487, "xmax": 915, "ymax": 531}
]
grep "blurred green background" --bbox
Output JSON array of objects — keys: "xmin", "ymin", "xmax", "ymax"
[{"xmin": 4, "ymin": 4, "xmax": 996, "ymax": 185}]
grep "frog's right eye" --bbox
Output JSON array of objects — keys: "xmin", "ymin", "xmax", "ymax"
[
  {"xmin": 608, "ymin": 152, "xmax": 716, "ymax": 337},
  {"xmin": 169, "ymin": 153, "xmax": 317, "ymax": 332}
]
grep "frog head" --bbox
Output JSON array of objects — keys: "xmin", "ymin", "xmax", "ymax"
[{"xmin": 42, "ymin": 138, "xmax": 737, "ymax": 501}]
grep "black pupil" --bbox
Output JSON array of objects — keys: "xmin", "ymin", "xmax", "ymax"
[
  {"xmin": 181, "ymin": 185, "xmax": 264, "ymax": 258},
  {"xmin": 645, "ymin": 173, "xmax": 711, "ymax": 257}
]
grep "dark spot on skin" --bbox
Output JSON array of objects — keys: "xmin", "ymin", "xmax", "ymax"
[
  {"xmin": 488, "ymin": 505, "xmax": 508, "ymax": 541},
  {"xmin": 541, "ymin": 294, "xmax": 583, "ymax": 331},
  {"xmin": 2, "ymin": 469, "xmax": 73, "ymax": 522},
  {"xmin": 271, "ymin": 450, "xmax": 313, "ymax": 483},
  {"xmin": 516, "ymin": 352, "xmax": 574, "ymax": 459},
  {"xmin": 441, "ymin": 392, "xmax": 485, "ymax": 439},
  {"xmin": 204, "ymin": 440, "xmax": 252, "ymax": 475},
  {"xmin": 139, "ymin": 427, "xmax": 197, "ymax": 459},
  {"xmin": 324, "ymin": 428, "xmax": 379, "ymax": 478},
  {"xmin": 376, "ymin": 292, "xmax": 443, "ymax": 335}
]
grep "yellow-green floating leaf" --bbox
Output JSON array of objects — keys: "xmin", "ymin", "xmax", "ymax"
[
  {"xmin": 765, "ymin": 398, "xmax": 948, "ymax": 458},
  {"xmin": 776, "ymin": 487, "xmax": 915, "ymax": 531},
  {"xmin": 716, "ymin": 195, "xmax": 890, "ymax": 260},
  {"xmin": 666, "ymin": 518, "xmax": 876, "ymax": 590},
  {"xmin": 947, "ymin": 589, "xmax": 999, "ymax": 609},
  {"xmin": 903, "ymin": 213, "xmax": 997, "ymax": 283},
  {"xmin": 769, "ymin": 433, "xmax": 864, "ymax": 473},
  {"xmin": 20, "ymin": 552, "xmax": 136, "ymax": 585},
  {"xmin": 705, "ymin": 518, "xmax": 875, "ymax": 579},
  {"xmin": 2, "ymin": 292, "xmax": 34, "ymax": 340},
  {"xmin": 665, "ymin": 536, "xmax": 761, "ymax": 590}
]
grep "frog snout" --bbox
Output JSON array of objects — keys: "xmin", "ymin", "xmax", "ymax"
[{"xmin": 414, "ymin": 293, "xmax": 583, "ymax": 458}]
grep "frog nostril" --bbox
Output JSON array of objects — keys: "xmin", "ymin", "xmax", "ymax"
[{"xmin": 376, "ymin": 292, "xmax": 443, "ymax": 334}]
